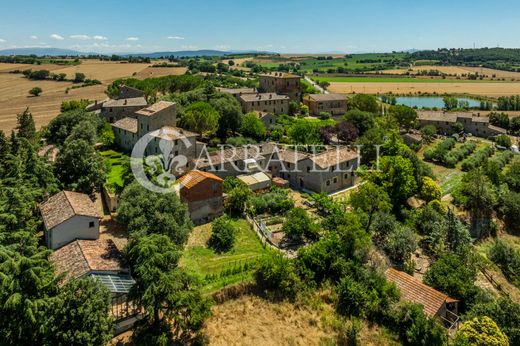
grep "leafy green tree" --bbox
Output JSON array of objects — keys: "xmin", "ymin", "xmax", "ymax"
[
  {"xmin": 99, "ymin": 122, "xmax": 115, "ymax": 147},
  {"xmin": 488, "ymin": 239, "xmax": 520, "ymax": 287},
  {"xmin": 344, "ymin": 109, "xmax": 376, "ymax": 135},
  {"xmin": 389, "ymin": 105, "xmax": 417, "ymax": 130},
  {"xmin": 0, "ymin": 245, "xmax": 58, "ymax": 345},
  {"xmin": 443, "ymin": 96, "xmax": 459, "ymax": 110},
  {"xmin": 460, "ymin": 168, "xmax": 497, "ymax": 238},
  {"xmin": 420, "ymin": 176, "xmax": 441, "ymax": 202},
  {"xmin": 127, "ymin": 234, "xmax": 212, "ymax": 344},
  {"xmin": 55, "ymin": 139, "xmax": 106, "ymax": 194},
  {"xmin": 29, "ymin": 86, "xmax": 42, "ymax": 96},
  {"xmin": 118, "ymin": 182, "xmax": 193, "ymax": 245},
  {"xmin": 371, "ymin": 155, "xmax": 418, "ymax": 207},
  {"xmin": 348, "ymin": 94, "xmax": 379, "ymax": 113},
  {"xmin": 46, "ymin": 109, "xmax": 101, "ymax": 145},
  {"xmin": 454, "ymin": 316, "xmax": 509, "ymax": 346},
  {"xmin": 42, "ymin": 278, "xmax": 113, "ymax": 346},
  {"xmin": 73, "ymin": 72, "xmax": 86, "ymax": 83},
  {"xmin": 211, "ymin": 94, "xmax": 242, "ymax": 138},
  {"xmin": 208, "ymin": 216, "xmax": 236, "ymax": 252},
  {"xmin": 420, "ymin": 125, "xmax": 437, "ymax": 143},
  {"xmin": 424, "ymin": 253, "xmax": 477, "ymax": 308},
  {"xmin": 505, "ymin": 157, "xmax": 520, "ymax": 192},
  {"xmin": 66, "ymin": 120, "xmax": 98, "ymax": 145},
  {"xmin": 391, "ymin": 302, "xmax": 447, "ymax": 346},
  {"xmin": 355, "ymin": 126, "xmax": 386, "ymax": 164},
  {"xmin": 240, "ymin": 112, "xmax": 266, "ymax": 140},
  {"xmin": 349, "ymin": 182, "xmax": 391, "ymax": 231},
  {"xmin": 180, "ymin": 101, "xmax": 220, "ymax": 137},
  {"xmin": 282, "ymin": 207, "xmax": 316, "ymax": 242},
  {"xmin": 496, "ymin": 134, "xmax": 512, "ymax": 148},
  {"xmin": 16, "ymin": 108, "xmax": 36, "ymax": 142},
  {"xmin": 287, "ymin": 119, "xmax": 322, "ymax": 144},
  {"xmin": 511, "ymin": 116, "xmax": 520, "ymax": 135},
  {"xmin": 489, "ymin": 112, "xmax": 510, "ymax": 130},
  {"xmin": 255, "ymin": 252, "xmax": 300, "ymax": 298},
  {"xmin": 445, "ymin": 209, "xmax": 472, "ymax": 256},
  {"xmin": 385, "ymin": 225, "xmax": 417, "ymax": 264},
  {"xmin": 224, "ymin": 183, "xmax": 252, "ymax": 216}
]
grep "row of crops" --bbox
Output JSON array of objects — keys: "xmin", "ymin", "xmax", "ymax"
[
  {"xmin": 424, "ymin": 138, "xmax": 478, "ymax": 167},
  {"xmin": 488, "ymin": 150, "xmax": 515, "ymax": 170},
  {"xmin": 461, "ymin": 146, "xmax": 495, "ymax": 171}
]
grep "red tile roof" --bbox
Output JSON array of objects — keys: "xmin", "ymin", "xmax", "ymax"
[
  {"xmin": 178, "ymin": 170, "xmax": 222, "ymax": 190},
  {"xmin": 50, "ymin": 239, "xmax": 129, "ymax": 282},
  {"xmin": 385, "ymin": 268, "xmax": 458, "ymax": 317},
  {"xmin": 40, "ymin": 191, "xmax": 101, "ymax": 230}
]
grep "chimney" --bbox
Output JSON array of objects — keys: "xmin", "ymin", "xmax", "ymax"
[
  {"xmin": 95, "ymin": 100, "xmax": 97, "ymax": 105},
  {"xmin": 124, "ymin": 99, "xmax": 128, "ymax": 105},
  {"xmin": 269, "ymin": 94, "xmax": 272, "ymax": 99}
]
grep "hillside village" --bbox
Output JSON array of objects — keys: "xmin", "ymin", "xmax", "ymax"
[{"xmin": 2, "ymin": 50, "xmax": 520, "ymax": 346}]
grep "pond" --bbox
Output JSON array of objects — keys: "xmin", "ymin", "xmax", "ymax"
[{"xmin": 385, "ymin": 96, "xmax": 483, "ymax": 109}]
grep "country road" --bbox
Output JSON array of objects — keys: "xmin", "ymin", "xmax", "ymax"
[{"xmin": 304, "ymin": 75, "xmax": 329, "ymax": 94}]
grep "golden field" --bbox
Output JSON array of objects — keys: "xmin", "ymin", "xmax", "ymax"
[
  {"xmin": 0, "ymin": 60, "xmax": 186, "ymax": 132},
  {"xmin": 380, "ymin": 65, "xmax": 520, "ymax": 80},
  {"xmin": 328, "ymin": 81, "xmax": 520, "ymax": 97}
]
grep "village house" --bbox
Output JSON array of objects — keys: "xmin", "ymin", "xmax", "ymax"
[
  {"xmin": 417, "ymin": 111, "xmax": 507, "ymax": 137},
  {"xmin": 268, "ymin": 146, "xmax": 359, "ymax": 194},
  {"xmin": 177, "ymin": 170, "xmax": 224, "ymax": 224},
  {"xmin": 239, "ymin": 93, "xmax": 290, "ymax": 115},
  {"xmin": 303, "ymin": 93, "xmax": 347, "ymax": 116},
  {"xmin": 259, "ymin": 72, "xmax": 301, "ymax": 101},
  {"xmin": 40, "ymin": 191, "xmax": 102, "ymax": 250},
  {"xmin": 217, "ymin": 87, "xmax": 257, "ymax": 100},
  {"xmin": 118, "ymin": 85, "xmax": 145, "ymax": 99},
  {"xmin": 50, "ymin": 238, "xmax": 137, "ymax": 331},
  {"xmin": 101, "ymin": 97, "xmax": 149, "ymax": 123},
  {"xmin": 385, "ymin": 268, "xmax": 459, "ymax": 329},
  {"xmin": 255, "ymin": 111, "xmax": 278, "ymax": 128}
]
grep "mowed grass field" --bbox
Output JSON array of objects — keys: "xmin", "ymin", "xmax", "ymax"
[{"xmin": 0, "ymin": 60, "xmax": 186, "ymax": 132}]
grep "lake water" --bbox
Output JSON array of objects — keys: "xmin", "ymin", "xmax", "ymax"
[{"xmin": 389, "ymin": 96, "xmax": 482, "ymax": 108}]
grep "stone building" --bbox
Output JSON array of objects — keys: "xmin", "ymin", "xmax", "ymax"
[
  {"xmin": 239, "ymin": 93, "xmax": 290, "ymax": 114},
  {"xmin": 417, "ymin": 111, "xmax": 507, "ymax": 137},
  {"xmin": 259, "ymin": 72, "xmax": 301, "ymax": 101},
  {"xmin": 177, "ymin": 170, "xmax": 223, "ymax": 224},
  {"xmin": 303, "ymin": 93, "xmax": 347, "ymax": 116}
]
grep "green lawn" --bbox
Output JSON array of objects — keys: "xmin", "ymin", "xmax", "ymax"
[
  {"xmin": 180, "ymin": 219, "xmax": 269, "ymax": 293},
  {"xmin": 99, "ymin": 149, "xmax": 128, "ymax": 190}
]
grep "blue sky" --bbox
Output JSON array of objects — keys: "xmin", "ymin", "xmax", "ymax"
[{"xmin": 0, "ymin": 0, "xmax": 519, "ymax": 54}]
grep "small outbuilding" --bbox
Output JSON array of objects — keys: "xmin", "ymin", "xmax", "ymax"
[
  {"xmin": 40, "ymin": 191, "xmax": 102, "ymax": 250},
  {"xmin": 237, "ymin": 172, "xmax": 272, "ymax": 192},
  {"xmin": 178, "ymin": 170, "xmax": 224, "ymax": 224}
]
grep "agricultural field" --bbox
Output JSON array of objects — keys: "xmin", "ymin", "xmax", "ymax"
[
  {"xmin": 0, "ymin": 59, "xmax": 186, "ymax": 132},
  {"xmin": 377, "ymin": 65, "xmax": 520, "ymax": 80},
  {"xmin": 325, "ymin": 80, "xmax": 520, "ymax": 97},
  {"xmin": 202, "ymin": 295, "xmax": 399, "ymax": 346},
  {"xmin": 180, "ymin": 219, "xmax": 269, "ymax": 294}
]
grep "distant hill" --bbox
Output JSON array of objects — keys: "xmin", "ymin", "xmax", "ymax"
[
  {"xmin": 0, "ymin": 47, "xmax": 276, "ymax": 58},
  {"xmin": 0, "ymin": 47, "xmax": 91, "ymax": 56}
]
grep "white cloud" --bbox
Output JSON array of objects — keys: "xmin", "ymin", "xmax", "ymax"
[
  {"xmin": 125, "ymin": 37, "xmax": 139, "ymax": 41},
  {"xmin": 30, "ymin": 35, "xmax": 38, "ymax": 40},
  {"xmin": 70, "ymin": 34, "xmax": 91, "ymax": 40},
  {"xmin": 167, "ymin": 36, "xmax": 184, "ymax": 40},
  {"xmin": 0, "ymin": 39, "xmax": 6, "ymax": 43},
  {"xmin": 50, "ymin": 34, "xmax": 64, "ymax": 40},
  {"xmin": 93, "ymin": 35, "xmax": 108, "ymax": 41},
  {"xmin": 181, "ymin": 45, "xmax": 198, "ymax": 50},
  {"xmin": 215, "ymin": 44, "xmax": 230, "ymax": 50}
]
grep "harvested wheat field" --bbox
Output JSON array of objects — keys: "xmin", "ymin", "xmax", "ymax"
[
  {"xmin": 379, "ymin": 65, "xmax": 520, "ymax": 80},
  {"xmin": 0, "ymin": 59, "xmax": 186, "ymax": 132},
  {"xmin": 328, "ymin": 81, "xmax": 520, "ymax": 97},
  {"xmin": 202, "ymin": 295, "xmax": 399, "ymax": 346}
]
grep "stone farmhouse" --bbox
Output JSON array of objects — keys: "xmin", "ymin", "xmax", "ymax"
[
  {"xmin": 259, "ymin": 72, "xmax": 301, "ymax": 101},
  {"xmin": 418, "ymin": 111, "xmax": 507, "ymax": 137},
  {"xmin": 177, "ymin": 170, "xmax": 223, "ymax": 224},
  {"xmin": 217, "ymin": 87, "xmax": 257, "ymax": 100},
  {"xmin": 40, "ymin": 190, "xmax": 102, "ymax": 250},
  {"xmin": 303, "ymin": 93, "xmax": 347, "ymax": 116},
  {"xmin": 239, "ymin": 92, "xmax": 290, "ymax": 115}
]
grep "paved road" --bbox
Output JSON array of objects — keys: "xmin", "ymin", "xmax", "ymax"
[{"xmin": 304, "ymin": 75, "xmax": 329, "ymax": 94}]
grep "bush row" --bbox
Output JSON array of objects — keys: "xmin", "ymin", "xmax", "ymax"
[
  {"xmin": 489, "ymin": 150, "xmax": 514, "ymax": 170},
  {"xmin": 461, "ymin": 146, "xmax": 495, "ymax": 171},
  {"xmin": 424, "ymin": 138, "xmax": 456, "ymax": 162},
  {"xmin": 444, "ymin": 141, "xmax": 477, "ymax": 168}
]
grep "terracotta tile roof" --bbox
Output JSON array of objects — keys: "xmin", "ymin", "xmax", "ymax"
[
  {"xmin": 194, "ymin": 146, "xmax": 266, "ymax": 168},
  {"xmin": 178, "ymin": 170, "xmax": 223, "ymax": 189},
  {"xmin": 217, "ymin": 87, "xmax": 257, "ymax": 95},
  {"xmin": 418, "ymin": 111, "xmax": 457, "ymax": 123},
  {"xmin": 309, "ymin": 147, "xmax": 359, "ymax": 168},
  {"xmin": 240, "ymin": 93, "xmax": 290, "ymax": 102},
  {"xmin": 274, "ymin": 149, "xmax": 310, "ymax": 164},
  {"xmin": 135, "ymin": 101, "xmax": 175, "ymax": 117},
  {"xmin": 103, "ymin": 97, "xmax": 148, "ymax": 108},
  {"xmin": 385, "ymin": 268, "xmax": 458, "ymax": 317},
  {"xmin": 149, "ymin": 126, "xmax": 198, "ymax": 140},
  {"xmin": 305, "ymin": 93, "xmax": 346, "ymax": 102},
  {"xmin": 40, "ymin": 191, "xmax": 101, "ymax": 230},
  {"xmin": 50, "ymin": 239, "xmax": 129, "ymax": 282},
  {"xmin": 111, "ymin": 117, "xmax": 138, "ymax": 133}
]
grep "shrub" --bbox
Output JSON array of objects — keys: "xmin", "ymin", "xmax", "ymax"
[
  {"xmin": 255, "ymin": 252, "xmax": 300, "ymax": 298},
  {"xmin": 488, "ymin": 239, "xmax": 520, "ymax": 287},
  {"xmin": 384, "ymin": 225, "xmax": 417, "ymax": 264},
  {"xmin": 282, "ymin": 207, "xmax": 317, "ymax": 242},
  {"xmin": 495, "ymin": 134, "xmax": 512, "ymax": 148},
  {"xmin": 461, "ymin": 145, "xmax": 495, "ymax": 172},
  {"xmin": 443, "ymin": 141, "xmax": 477, "ymax": 167},
  {"xmin": 249, "ymin": 188, "xmax": 294, "ymax": 215},
  {"xmin": 29, "ymin": 87, "xmax": 42, "ymax": 96},
  {"xmin": 420, "ymin": 176, "xmax": 441, "ymax": 202},
  {"xmin": 454, "ymin": 316, "xmax": 509, "ymax": 346},
  {"xmin": 208, "ymin": 216, "xmax": 236, "ymax": 253},
  {"xmin": 423, "ymin": 138, "xmax": 456, "ymax": 162}
]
